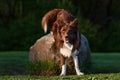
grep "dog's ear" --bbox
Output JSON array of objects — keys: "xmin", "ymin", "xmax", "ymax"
[{"xmin": 69, "ymin": 18, "xmax": 78, "ymax": 27}]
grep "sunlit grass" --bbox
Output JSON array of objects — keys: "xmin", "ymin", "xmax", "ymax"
[{"xmin": 0, "ymin": 73, "xmax": 120, "ymax": 80}]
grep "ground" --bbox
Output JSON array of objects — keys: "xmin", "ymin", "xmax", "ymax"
[{"xmin": 0, "ymin": 52, "xmax": 120, "ymax": 79}]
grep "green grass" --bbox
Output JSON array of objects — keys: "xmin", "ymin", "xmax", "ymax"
[
  {"xmin": 0, "ymin": 51, "xmax": 29, "ymax": 75},
  {"xmin": 91, "ymin": 53, "xmax": 120, "ymax": 73},
  {"xmin": 0, "ymin": 73, "xmax": 120, "ymax": 80},
  {"xmin": 0, "ymin": 52, "xmax": 120, "ymax": 79}
]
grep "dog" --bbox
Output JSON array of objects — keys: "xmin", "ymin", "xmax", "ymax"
[{"xmin": 41, "ymin": 9, "xmax": 84, "ymax": 76}]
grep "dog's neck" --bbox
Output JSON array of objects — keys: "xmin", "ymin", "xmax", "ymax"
[{"xmin": 63, "ymin": 42, "xmax": 73, "ymax": 50}]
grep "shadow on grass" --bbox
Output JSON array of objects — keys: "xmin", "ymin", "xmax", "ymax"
[{"xmin": 0, "ymin": 52, "xmax": 120, "ymax": 76}]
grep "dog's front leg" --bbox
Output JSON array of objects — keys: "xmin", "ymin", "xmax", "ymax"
[
  {"xmin": 60, "ymin": 54, "xmax": 67, "ymax": 76},
  {"xmin": 72, "ymin": 50, "xmax": 84, "ymax": 75}
]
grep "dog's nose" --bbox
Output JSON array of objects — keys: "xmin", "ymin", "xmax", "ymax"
[
  {"xmin": 65, "ymin": 36, "xmax": 68, "ymax": 38},
  {"xmin": 65, "ymin": 36, "xmax": 68, "ymax": 39}
]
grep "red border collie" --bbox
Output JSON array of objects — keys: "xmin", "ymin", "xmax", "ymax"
[{"xmin": 41, "ymin": 9, "xmax": 84, "ymax": 76}]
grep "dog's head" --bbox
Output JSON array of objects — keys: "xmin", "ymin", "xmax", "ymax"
[
  {"xmin": 59, "ymin": 18, "xmax": 79, "ymax": 44},
  {"xmin": 51, "ymin": 10, "xmax": 79, "ymax": 44},
  {"xmin": 51, "ymin": 10, "xmax": 80, "ymax": 51}
]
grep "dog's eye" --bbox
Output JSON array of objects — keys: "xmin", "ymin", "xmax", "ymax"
[{"xmin": 61, "ymin": 29, "xmax": 66, "ymax": 32}]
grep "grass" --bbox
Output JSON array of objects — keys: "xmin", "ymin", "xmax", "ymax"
[
  {"xmin": 0, "ymin": 52, "xmax": 120, "ymax": 79},
  {"xmin": 0, "ymin": 51, "xmax": 29, "ymax": 75},
  {"xmin": 0, "ymin": 73, "xmax": 120, "ymax": 80},
  {"xmin": 91, "ymin": 53, "xmax": 120, "ymax": 73}
]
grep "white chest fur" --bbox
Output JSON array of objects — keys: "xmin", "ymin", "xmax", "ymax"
[{"xmin": 60, "ymin": 43, "xmax": 73, "ymax": 58}]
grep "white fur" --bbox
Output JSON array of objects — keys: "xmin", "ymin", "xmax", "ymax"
[
  {"xmin": 60, "ymin": 43, "xmax": 73, "ymax": 58},
  {"xmin": 60, "ymin": 60, "xmax": 67, "ymax": 76},
  {"xmin": 60, "ymin": 45, "xmax": 84, "ymax": 76},
  {"xmin": 44, "ymin": 23, "xmax": 47, "ymax": 33},
  {"xmin": 59, "ymin": 40, "xmax": 84, "ymax": 76},
  {"xmin": 72, "ymin": 52, "xmax": 84, "ymax": 75}
]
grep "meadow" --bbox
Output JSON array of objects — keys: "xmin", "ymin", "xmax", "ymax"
[{"xmin": 0, "ymin": 52, "xmax": 120, "ymax": 79}]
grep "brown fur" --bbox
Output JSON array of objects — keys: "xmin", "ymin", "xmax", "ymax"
[
  {"xmin": 42, "ymin": 9, "xmax": 63, "ymax": 32},
  {"xmin": 41, "ymin": 9, "xmax": 80, "ymax": 53},
  {"xmin": 41, "ymin": 9, "xmax": 82, "ymax": 76}
]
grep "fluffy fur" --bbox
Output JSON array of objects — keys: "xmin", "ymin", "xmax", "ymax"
[{"xmin": 41, "ymin": 9, "xmax": 84, "ymax": 76}]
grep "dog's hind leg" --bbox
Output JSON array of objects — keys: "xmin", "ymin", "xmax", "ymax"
[
  {"xmin": 72, "ymin": 50, "xmax": 84, "ymax": 75},
  {"xmin": 60, "ymin": 54, "xmax": 67, "ymax": 76}
]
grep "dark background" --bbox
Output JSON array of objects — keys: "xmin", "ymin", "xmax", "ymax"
[{"xmin": 0, "ymin": 0, "xmax": 120, "ymax": 52}]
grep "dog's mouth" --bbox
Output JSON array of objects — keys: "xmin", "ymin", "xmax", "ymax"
[{"xmin": 65, "ymin": 36, "xmax": 69, "ymax": 43}]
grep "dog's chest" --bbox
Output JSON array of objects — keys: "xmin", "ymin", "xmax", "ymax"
[{"xmin": 60, "ymin": 43, "xmax": 73, "ymax": 58}]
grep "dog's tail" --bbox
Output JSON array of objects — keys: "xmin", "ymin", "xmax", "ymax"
[{"xmin": 41, "ymin": 9, "xmax": 62, "ymax": 33}]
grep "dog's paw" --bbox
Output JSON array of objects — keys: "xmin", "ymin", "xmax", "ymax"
[
  {"xmin": 60, "ymin": 73, "xmax": 66, "ymax": 76},
  {"xmin": 77, "ymin": 72, "xmax": 84, "ymax": 76}
]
